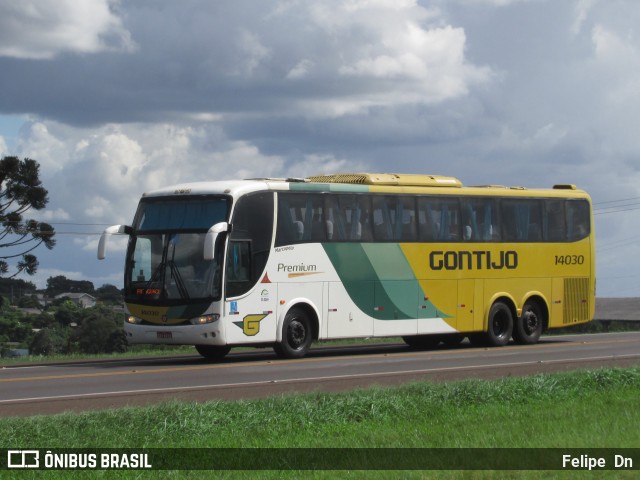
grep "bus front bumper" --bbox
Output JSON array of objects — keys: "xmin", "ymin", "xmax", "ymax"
[{"xmin": 124, "ymin": 322, "xmax": 225, "ymax": 346}]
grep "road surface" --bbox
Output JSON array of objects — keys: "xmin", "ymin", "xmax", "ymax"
[{"xmin": 1, "ymin": 332, "xmax": 639, "ymax": 417}]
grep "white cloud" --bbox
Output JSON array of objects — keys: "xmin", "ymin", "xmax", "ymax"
[
  {"xmin": 591, "ymin": 24, "xmax": 636, "ymax": 64},
  {"xmin": 0, "ymin": 0, "xmax": 135, "ymax": 59},
  {"xmin": 268, "ymin": 0, "xmax": 492, "ymax": 116},
  {"xmin": 287, "ymin": 59, "xmax": 314, "ymax": 80},
  {"xmin": 234, "ymin": 29, "xmax": 272, "ymax": 76},
  {"xmin": 297, "ymin": 154, "xmax": 365, "ymax": 176},
  {"xmin": 450, "ymin": 0, "xmax": 538, "ymax": 5},
  {"xmin": 572, "ymin": 0, "xmax": 598, "ymax": 35},
  {"xmin": 31, "ymin": 208, "xmax": 71, "ymax": 222},
  {"xmin": 16, "ymin": 122, "xmax": 69, "ymax": 173}
]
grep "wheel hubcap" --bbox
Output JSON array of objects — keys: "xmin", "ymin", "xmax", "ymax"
[
  {"xmin": 288, "ymin": 320, "xmax": 306, "ymax": 349},
  {"xmin": 523, "ymin": 310, "xmax": 539, "ymax": 335},
  {"xmin": 493, "ymin": 312, "xmax": 509, "ymax": 338}
]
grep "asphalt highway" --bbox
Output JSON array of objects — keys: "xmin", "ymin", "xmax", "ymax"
[{"xmin": 1, "ymin": 331, "xmax": 639, "ymax": 417}]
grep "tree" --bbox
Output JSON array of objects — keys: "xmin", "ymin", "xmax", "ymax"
[
  {"xmin": 46, "ymin": 275, "xmax": 95, "ymax": 297},
  {"xmin": 95, "ymin": 284, "xmax": 123, "ymax": 303},
  {"xmin": 17, "ymin": 294, "xmax": 42, "ymax": 309},
  {"xmin": 75, "ymin": 306, "xmax": 124, "ymax": 354},
  {"xmin": 0, "ymin": 277, "xmax": 37, "ymax": 301},
  {"xmin": 29, "ymin": 327, "xmax": 68, "ymax": 356},
  {"xmin": 0, "ymin": 156, "xmax": 56, "ymax": 277},
  {"xmin": 52, "ymin": 300, "xmax": 83, "ymax": 326}
]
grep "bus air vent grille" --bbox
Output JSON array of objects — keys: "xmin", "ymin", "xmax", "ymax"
[
  {"xmin": 563, "ymin": 277, "xmax": 590, "ymax": 324},
  {"xmin": 306, "ymin": 173, "xmax": 462, "ymax": 187}
]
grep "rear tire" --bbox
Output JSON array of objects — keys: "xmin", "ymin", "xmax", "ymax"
[
  {"xmin": 274, "ymin": 307, "xmax": 313, "ymax": 359},
  {"xmin": 195, "ymin": 345, "xmax": 231, "ymax": 360},
  {"xmin": 512, "ymin": 300, "xmax": 543, "ymax": 345},
  {"xmin": 481, "ymin": 301, "xmax": 513, "ymax": 347}
]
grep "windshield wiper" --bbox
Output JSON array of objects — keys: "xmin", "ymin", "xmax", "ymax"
[
  {"xmin": 167, "ymin": 259, "xmax": 190, "ymax": 300},
  {"xmin": 166, "ymin": 235, "xmax": 190, "ymax": 300}
]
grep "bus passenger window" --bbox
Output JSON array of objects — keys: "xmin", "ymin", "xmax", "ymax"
[
  {"xmin": 226, "ymin": 241, "xmax": 251, "ymax": 297},
  {"xmin": 372, "ymin": 196, "xmax": 416, "ymax": 241},
  {"xmin": 417, "ymin": 197, "xmax": 460, "ymax": 241},
  {"xmin": 545, "ymin": 200, "xmax": 566, "ymax": 242},
  {"xmin": 461, "ymin": 198, "xmax": 499, "ymax": 242},
  {"xmin": 567, "ymin": 200, "xmax": 590, "ymax": 241},
  {"xmin": 325, "ymin": 195, "xmax": 372, "ymax": 242},
  {"xmin": 501, "ymin": 199, "xmax": 542, "ymax": 242}
]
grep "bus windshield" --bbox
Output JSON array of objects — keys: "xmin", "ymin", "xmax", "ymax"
[
  {"xmin": 134, "ymin": 197, "xmax": 230, "ymax": 231},
  {"xmin": 125, "ymin": 196, "xmax": 230, "ymax": 303}
]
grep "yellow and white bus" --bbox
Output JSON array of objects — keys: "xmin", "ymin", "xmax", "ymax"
[{"xmin": 98, "ymin": 173, "xmax": 595, "ymax": 359}]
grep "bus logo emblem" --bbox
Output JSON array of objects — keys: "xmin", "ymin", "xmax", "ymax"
[{"xmin": 233, "ymin": 313, "xmax": 269, "ymax": 336}]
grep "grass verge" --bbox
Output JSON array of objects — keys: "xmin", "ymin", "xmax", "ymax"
[{"xmin": 1, "ymin": 367, "xmax": 639, "ymax": 479}]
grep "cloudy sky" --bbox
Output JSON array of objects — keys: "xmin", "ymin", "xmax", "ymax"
[{"xmin": 0, "ymin": 0, "xmax": 639, "ymax": 296}]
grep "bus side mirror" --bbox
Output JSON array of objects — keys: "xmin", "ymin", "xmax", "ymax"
[
  {"xmin": 204, "ymin": 222, "xmax": 229, "ymax": 260},
  {"xmin": 97, "ymin": 225, "xmax": 131, "ymax": 260}
]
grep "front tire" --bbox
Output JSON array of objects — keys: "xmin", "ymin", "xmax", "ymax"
[
  {"xmin": 195, "ymin": 345, "xmax": 231, "ymax": 360},
  {"xmin": 512, "ymin": 300, "xmax": 543, "ymax": 345},
  {"xmin": 274, "ymin": 308, "xmax": 313, "ymax": 359}
]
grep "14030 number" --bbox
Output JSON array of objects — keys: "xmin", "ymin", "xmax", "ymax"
[{"xmin": 555, "ymin": 255, "xmax": 585, "ymax": 266}]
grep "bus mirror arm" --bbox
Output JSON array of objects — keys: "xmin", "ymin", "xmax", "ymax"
[
  {"xmin": 97, "ymin": 225, "xmax": 132, "ymax": 260},
  {"xmin": 204, "ymin": 222, "xmax": 229, "ymax": 260}
]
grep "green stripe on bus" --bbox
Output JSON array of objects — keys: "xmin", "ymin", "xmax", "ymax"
[{"xmin": 322, "ymin": 243, "xmax": 443, "ymax": 320}]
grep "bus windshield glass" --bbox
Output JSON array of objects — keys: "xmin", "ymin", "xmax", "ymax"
[
  {"xmin": 134, "ymin": 196, "xmax": 230, "ymax": 231},
  {"xmin": 125, "ymin": 196, "xmax": 230, "ymax": 303}
]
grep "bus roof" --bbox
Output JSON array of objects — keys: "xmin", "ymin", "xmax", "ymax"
[
  {"xmin": 306, "ymin": 173, "xmax": 463, "ymax": 187},
  {"xmin": 140, "ymin": 174, "xmax": 590, "ymax": 200}
]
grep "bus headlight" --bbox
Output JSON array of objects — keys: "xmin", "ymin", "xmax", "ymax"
[
  {"xmin": 190, "ymin": 314, "xmax": 220, "ymax": 325},
  {"xmin": 126, "ymin": 315, "xmax": 143, "ymax": 324}
]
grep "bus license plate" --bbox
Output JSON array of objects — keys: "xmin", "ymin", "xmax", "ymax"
[{"xmin": 157, "ymin": 332, "xmax": 172, "ymax": 339}]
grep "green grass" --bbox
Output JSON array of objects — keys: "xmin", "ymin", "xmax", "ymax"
[{"xmin": 2, "ymin": 368, "xmax": 639, "ymax": 479}]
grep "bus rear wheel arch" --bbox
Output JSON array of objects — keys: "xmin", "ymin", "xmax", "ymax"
[
  {"xmin": 513, "ymin": 298, "xmax": 546, "ymax": 345},
  {"xmin": 274, "ymin": 306, "xmax": 316, "ymax": 359}
]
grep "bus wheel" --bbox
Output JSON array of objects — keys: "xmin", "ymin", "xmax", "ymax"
[
  {"xmin": 513, "ymin": 301, "xmax": 543, "ymax": 345},
  {"xmin": 483, "ymin": 301, "xmax": 513, "ymax": 347},
  {"xmin": 274, "ymin": 308, "xmax": 313, "ymax": 359},
  {"xmin": 195, "ymin": 345, "xmax": 231, "ymax": 361},
  {"xmin": 402, "ymin": 335, "xmax": 440, "ymax": 349}
]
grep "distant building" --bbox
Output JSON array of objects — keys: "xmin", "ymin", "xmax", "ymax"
[
  {"xmin": 594, "ymin": 298, "xmax": 640, "ymax": 321},
  {"xmin": 55, "ymin": 293, "xmax": 97, "ymax": 309},
  {"xmin": 7, "ymin": 348, "xmax": 29, "ymax": 358}
]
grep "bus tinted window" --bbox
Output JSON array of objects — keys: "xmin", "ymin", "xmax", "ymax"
[
  {"xmin": 417, "ymin": 196, "xmax": 461, "ymax": 241},
  {"xmin": 501, "ymin": 199, "xmax": 543, "ymax": 242},
  {"xmin": 325, "ymin": 195, "xmax": 373, "ymax": 242},
  {"xmin": 372, "ymin": 196, "xmax": 416, "ymax": 241},
  {"xmin": 545, "ymin": 199, "xmax": 566, "ymax": 241},
  {"xmin": 277, "ymin": 194, "xmax": 321, "ymax": 245},
  {"xmin": 567, "ymin": 199, "xmax": 590, "ymax": 241},
  {"xmin": 225, "ymin": 192, "xmax": 275, "ymax": 297},
  {"xmin": 461, "ymin": 198, "xmax": 499, "ymax": 242},
  {"xmin": 276, "ymin": 193, "xmax": 334, "ymax": 245},
  {"xmin": 276, "ymin": 192, "xmax": 590, "ymax": 245},
  {"xmin": 136, "ymin": 197, "xmax": 229, "ymax": 231}
]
